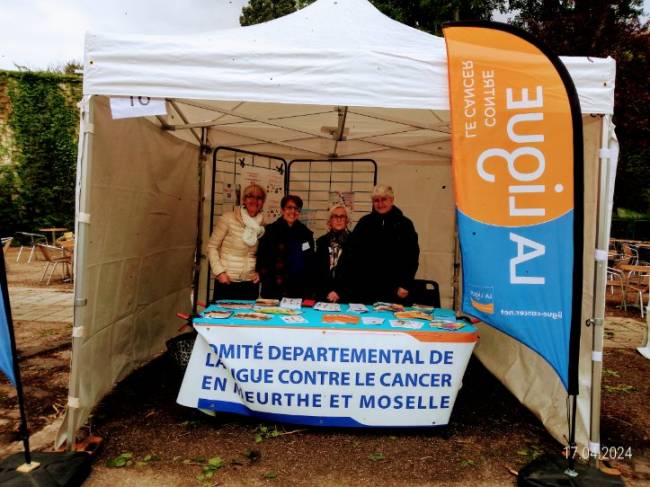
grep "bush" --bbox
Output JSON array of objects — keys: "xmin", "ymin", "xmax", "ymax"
[{"xmin": 2, "ymin": 71, "xmax": 81, "ymax": 235}]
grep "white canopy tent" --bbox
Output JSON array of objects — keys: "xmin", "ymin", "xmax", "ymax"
[{"xmin": 59, "ymin": 0, "xmax": 618, "ymax": 457}]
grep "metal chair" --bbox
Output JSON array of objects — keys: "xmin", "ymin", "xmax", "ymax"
[
  {"xmin": 37, "ymin": 244, "xmax": 72, "ymax": 285},
  {"xmin": 15, "ymin": 232, "xmax": 47, "ymax": 263},
  {"xmin": 1, "ymin": 237, "xmax": 12, "ymax": 256},
  {"xmin": 624, "ymin": 268, "xmax": 650, "ymax": 318},
  {"xmin": 607, "ymin": 266, "xmax": 627, "ymax": 310},
  {"xmin": 1, "ymin": 237, "xmax": 12, "ymax": 270},
  {"xmin": 58, "ymin": 239, "xmax": 75, "ymax": 281},
  {"xmin": 408, "ymin": 279, "xmax": 441, "ymax": 308}
]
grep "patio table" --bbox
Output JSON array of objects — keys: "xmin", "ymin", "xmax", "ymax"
[{"xmin": 38, "ymin": 227, "xmax": 69, "ymax": 246}]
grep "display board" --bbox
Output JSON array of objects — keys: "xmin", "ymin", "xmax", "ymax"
[
  {"xmin": 287, "ymin": 159, "xmax": 377, "ymax": 236},
  {"xmin": 206, "ymin": 147, "xmax": 287, "ymax": 302}
]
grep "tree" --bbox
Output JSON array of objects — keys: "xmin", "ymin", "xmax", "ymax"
[
  {"xmin": 0, "ymin": 166, "xmax": 19, "ymax": 234},
  {"xmin": 507, "ymin": 0, "xmax": 650, "ymax": 212},
  {"xmin": 240, "ymin": 0, "xmax": 505, "ymax": 33},
  {"xmin": 369, "ymin": 0, "xmax": 503, "ymax": 34},
  {"xmin": 47, "ymin": 60, "xmax": 83, "ymax": 75},
  {"xmin": 240, "ymin": 0, "xmax": 298, "ymax": 26},
  {"xmin": 7, "ymin": 73, "xmax": 80, "ymax": 232},
  {"xmin": 507, "ymin": 0, "xmax": 644, "ymax": 54}
]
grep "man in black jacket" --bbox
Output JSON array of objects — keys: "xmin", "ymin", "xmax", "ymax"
[{"xmin": 343, "ymin": 184, "xmax": 419, "ymax": 304}]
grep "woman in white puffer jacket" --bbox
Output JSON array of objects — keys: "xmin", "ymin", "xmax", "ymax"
[{"xmin": 208, "ymin": 183, "xmax": 266, "ymax": 301}]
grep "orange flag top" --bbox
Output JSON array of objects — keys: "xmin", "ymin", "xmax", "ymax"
[{"xmin": 444, "ymin": 26, "xmax": 574, "ymax": 228}]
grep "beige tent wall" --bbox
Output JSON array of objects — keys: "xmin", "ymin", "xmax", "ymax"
[
  {"xmin": 473, "ymin": 115, "xmax": 601, "ymax": 453},
  {"xmin": 58, "ymin": 96, "xmax": 199, "ymax": 445},
  {"xmin": 380, "ymin": 162, "xmax": 456, "ymax": 307}
]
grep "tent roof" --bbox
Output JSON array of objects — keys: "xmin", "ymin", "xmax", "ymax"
[
  {"xmin": 83, "ymin": 0, "xmax": 615, "ymax": 115},
  {"xmin": 160, "ymin": 100, "xmax": 451, "ymax": 164}
]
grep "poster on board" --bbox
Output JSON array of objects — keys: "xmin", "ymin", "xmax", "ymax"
[
  {"xmin": 329, "ymin": 191, "xmax": 355, "ymax": 211},
  {"xmin": 239, "ymin": 165, "xmax": 285, "ymax": 222}
]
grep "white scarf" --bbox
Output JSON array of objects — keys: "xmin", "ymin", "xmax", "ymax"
[{"xmin": 240, "ymin": 206, "xmax": 265, "ymax": 247}]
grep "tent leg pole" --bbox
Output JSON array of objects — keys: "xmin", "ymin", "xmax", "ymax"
[
  {"xmin": 63, "ymin": 95, "xmax": 95, "ymax": 451},
  {"xmin": 589, "ymin": 114, "xmax": 614, "ymax": 466},
  {"xmin": 192, "ymin": 129, "xmax": 207, "ymax": 316}
]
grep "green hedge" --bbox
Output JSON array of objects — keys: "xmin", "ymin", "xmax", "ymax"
[{"xmin": 0, "ymin": 71, "xmax": 81, "ymax": 236}]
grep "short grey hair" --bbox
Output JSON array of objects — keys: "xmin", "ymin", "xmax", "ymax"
[{"xmin": 372, "ymin": 184, "xmax": 394, "ymax": 199}]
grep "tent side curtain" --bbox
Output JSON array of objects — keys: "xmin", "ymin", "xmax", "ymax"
[{"xmin": 57, "ymin": 96, "xmax": 197, "ymax": 446}]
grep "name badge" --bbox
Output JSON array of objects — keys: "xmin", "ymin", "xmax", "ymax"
[{"xmin": 302, "ymin": 241, "xmax": 310, "ymax": 251}]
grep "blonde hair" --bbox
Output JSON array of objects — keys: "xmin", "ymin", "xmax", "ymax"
[
  {"xmin": 329, "ymin": 203, "xmax": 349, "ymax": 218},
  {"xmin": 243, "ymin": 183, "xmax": 266, "ymax": 202},
  {"xmin": 372, "ymin": 184, "xmax": 394, "ymax": 199}
]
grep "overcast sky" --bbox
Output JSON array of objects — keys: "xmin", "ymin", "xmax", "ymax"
[
  {"xmin": 1, "ymin": 0, "xmax": 648, "ymax": 71},
  {"xmin": 0, "ymin": 0, "xmax": 248, "ymax": 70}
]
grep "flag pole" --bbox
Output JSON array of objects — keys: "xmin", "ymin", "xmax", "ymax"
[{"xmin": 0, "ymin": 252, "xmax": 36, "ymax": 469}]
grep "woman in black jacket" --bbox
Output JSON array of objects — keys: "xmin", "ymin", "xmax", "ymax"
[
  {"xmin": 257, "ymin": 195, "xmax": 315, "ymax": 299},
  {"xmin": 315, "ymin": 204, "xmax": 351, "ymax": 302}
]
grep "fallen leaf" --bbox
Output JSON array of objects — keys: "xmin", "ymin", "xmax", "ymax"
[{"xmin": 368, "ymin": 452, "xmax": 385, "ymax": 462}]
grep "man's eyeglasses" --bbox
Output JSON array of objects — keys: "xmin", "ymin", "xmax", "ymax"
[
  {"xmin": 245, "ymin": 194, "xmax": 264, "ymax": 200},
  {"xmin": 284, "ymin": 205, "xmax": 301, "ymax": 211}
]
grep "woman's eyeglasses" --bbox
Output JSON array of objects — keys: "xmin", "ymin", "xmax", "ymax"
[
  {"xmin": 284, "ymin": 205, "xmax": 301, "ymax": 211},
  {"xmin": 331, "ymin": 215, "xmax": 347, "ymax": 220}
]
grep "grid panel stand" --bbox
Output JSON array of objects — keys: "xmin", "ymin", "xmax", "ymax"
[
  {"xmin": 207, "ymin": 147, "xmax": 287, "ymax": 303},
  {"xmin": 287, "ymin": 159, "xmax": 377, "ymax": 237}
]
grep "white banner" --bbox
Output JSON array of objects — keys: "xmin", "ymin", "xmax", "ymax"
[
  {"xmin": 178, "ymin": 325, "xmax": 476, "ymax": 426},
  {"xmin": 109, "ymin": 96, "xmax": 167, "ymax": 119}
]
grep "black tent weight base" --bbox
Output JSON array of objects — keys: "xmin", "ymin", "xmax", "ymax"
[
  {"xmin": 518, "ymin": 454, "xmax": 625, "ymax": 487},
  {"xmin": 0, "ymin": 452, "xmax": 91, "ymax": 487}
]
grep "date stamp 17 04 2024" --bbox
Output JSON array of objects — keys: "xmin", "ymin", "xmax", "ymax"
[{"xmin": 564, "ymin": 445, "xmax": 633, "ymax": 461}]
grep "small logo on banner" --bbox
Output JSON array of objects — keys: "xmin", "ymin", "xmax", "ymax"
[{"xmin": 467, "ymin": 285, "xmax": 494, "ymax": 315}]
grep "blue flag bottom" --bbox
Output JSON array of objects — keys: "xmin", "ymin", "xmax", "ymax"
[{"xmin": 457, "ymin": 210, "xmax": 574, "ymax": 389}]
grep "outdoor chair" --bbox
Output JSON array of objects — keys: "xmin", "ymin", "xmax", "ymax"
[
  {"xmin": 606, "ymin": 266, "xmax": 627, "ymax": 310},
  {"xmin": 37, "ymin": 244, "xmax": 72, "ymax": 285},
  {"xmin": 408, "ymin": 279, "xmax": 441, "ymax": 308},
  {"xmin": 58, "ymin": 239, "xmax": 75, "ymax": 279},
  {"xmin": 55, "ymin": 231, "xmax": 75, "ymax": 247},
  {"xmin": 614, "ymin": 242, "xmax": 639, "ymax": 268},
  {"xmin": 2, "ymin": 237, "xmax": 12, "ymax": 270},
  {"xmin": 1, "ymin": 237, "xmax": 12, "ymax": 256},
  {"xmin": 623, "ymin": 267, "xmax": 650, "ymax": 318},
  {"xmin": 636, "ymin": 245, "xmax": 650, "ymax": 265},
  {"xmin": 15, "ymin": 231, "xmax": 47, "ymax": 264}
]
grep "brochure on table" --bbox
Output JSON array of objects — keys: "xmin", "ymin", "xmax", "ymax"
[{"xmin": 178, "ymin": 301, "xmax": 478, "ymax": 427}]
